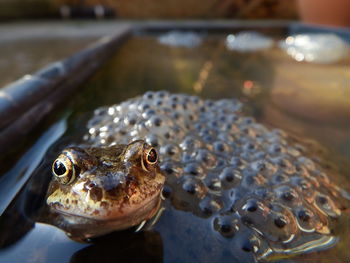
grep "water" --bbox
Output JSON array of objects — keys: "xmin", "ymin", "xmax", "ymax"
[
  {"xmin": 0, "ymin": 38, "xmax": 96, "ymax": 88},
  {"xmin": 0, "ymin": 28, "xmax": 350, "ymax": 263}
]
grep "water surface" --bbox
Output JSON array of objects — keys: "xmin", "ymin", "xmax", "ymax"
[{"xmin": 0, "ymin": 29, "xmax": 350, "ymax": 263}]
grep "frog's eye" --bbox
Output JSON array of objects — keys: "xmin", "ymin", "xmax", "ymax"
[
  {"xmin": 52, "ymin": 155, "xmax": 76, "ymax": 185},
  {"xmin": 141, "ymin": 147, "xmax": 158, "ymax": 171},
  {"xmin": 146, "ymin": 148, "xmax": 158, "ymax": 164}
]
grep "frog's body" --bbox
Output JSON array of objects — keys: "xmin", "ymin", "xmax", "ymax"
[{"xmin": 47, "ymin": 91, "xmax": 348, "ymax": 260}]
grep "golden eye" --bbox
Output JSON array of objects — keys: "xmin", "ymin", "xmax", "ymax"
[
  {"xmin": 52, "ymin": 154, "xmax": 76, "ymax": 185},
  {"xmin": 141, "ymin": 147, "xmax": 158, "ymax": 171},
  {"xmin": 146, "ymin": 148, "xmax": 158, "ymax": 164}
]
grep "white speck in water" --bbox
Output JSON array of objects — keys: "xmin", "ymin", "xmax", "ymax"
[
  {"xmin": 279, "ymin": 33, "xmax": 349, "ymax": 64},
  {"xmin": 107, "ymin": 107, "xmax": 115, "ymax": 115},
  {"xmin": 158, "ymin": 31, "xmax": 202, "ymax": 48},
  {"xmin": 226, "ymin": 31, "xmax": 273, "ymax": 52}
]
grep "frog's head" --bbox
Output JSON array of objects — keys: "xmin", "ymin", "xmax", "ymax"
[{"xmin": 46, "ymin": 140, "xmax": 165, "ymax": 231}]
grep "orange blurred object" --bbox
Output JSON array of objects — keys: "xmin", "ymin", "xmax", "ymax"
[{"xmin": 297, "ymin": 0, "xmax": 350, "ymax": 27}]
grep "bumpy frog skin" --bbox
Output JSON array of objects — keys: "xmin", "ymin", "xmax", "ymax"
[
  {"xmin": 47, "ymin": 91, "xmax": 349, "ymax": 260},
  {"xmin": 46, "ymin": 141, "xmax": 165, "ymax": 236}
]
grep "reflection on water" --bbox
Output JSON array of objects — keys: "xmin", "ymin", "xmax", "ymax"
[
  {"xmin": 0, "ymin": 118, "xmax": 67, "ymax": 214},
  {"xmin": 0, "ymin": 223, "xmax": 87, "ymax": 263},
  {"xmin": 70, "ymin": 231, "xmax": 163, "ymax": 263},
  {"xmin": 0, "ymin": 38, "xmax": 95, "ymax": 88},
  {"xmin": 0, "ymin": 29, "xmax": 350, "ymax": 263},
  {"xmin": 279, "ymin": 34, "xmax": 349, "ymax": 64},
  {"xmin": 158, "ymin": 31, "xmax": 203, "ymax": 48},
  {"xmin": 226, "ymin": 31, "xmax": 274, "ymax": 52}
]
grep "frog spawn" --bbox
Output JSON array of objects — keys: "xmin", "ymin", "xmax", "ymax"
[{"xmin": 84, "ymin": 91, "xmax": 346, "ymax": 259}]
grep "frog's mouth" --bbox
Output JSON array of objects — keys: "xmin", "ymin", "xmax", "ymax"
[
  {"xmin": 47, "ymin": 186, "xmax": 163, "ymax": 230},
  {"xmin": 47, "ymin": 166, "xmax": 165, "ymax": 229}
]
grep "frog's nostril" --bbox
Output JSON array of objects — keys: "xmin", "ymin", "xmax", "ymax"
[
  {"xmin": 83, "ymin": 181, "xmax": 97, "ymax": 191},
  {"xmin": 87, "ymin": 182, "xmax": 96, "ymax": 189}
]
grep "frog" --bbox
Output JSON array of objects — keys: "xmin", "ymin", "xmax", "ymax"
[
  {"xmin": 46, "ymin": 140, "xmax": 165, "ymax": 239},
  {"xmin": 46, "ymin": 91, "xmax": 349, "ymax": 261}
]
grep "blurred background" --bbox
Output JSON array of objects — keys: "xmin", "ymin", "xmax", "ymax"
[
  {"xmin": 1, "ymin": 0, "xmax": 349, "ymax": 27},
  {"xmin": 0, "ymin": 0, "xmax": 297, "ymax": 20}
]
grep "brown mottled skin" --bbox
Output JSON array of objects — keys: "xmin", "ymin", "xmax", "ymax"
[{"xmin": 46, "ymin": 140, "xmax": 165, "ymax": 237}]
